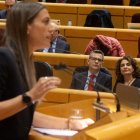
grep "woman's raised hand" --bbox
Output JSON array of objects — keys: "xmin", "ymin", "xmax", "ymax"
[{"xmin": 27, "ymin": 76, "xmax": 61, "ymax": 101}]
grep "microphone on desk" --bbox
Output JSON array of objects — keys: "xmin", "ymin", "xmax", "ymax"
[
  {"xmin": 53, "ymin": 63, "xmax": 107, "ymax": 121},
  {"xmin": 95, "ymin": 82, "xmax": 120, "ymax": 112},
  {"xmin": 53, "ymin": 63, "xmax": 121, "ymax": 113}
]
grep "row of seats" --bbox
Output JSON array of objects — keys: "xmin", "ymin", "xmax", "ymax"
[
  {"xmin": 38, "ymin": 0, "xmax": 130, "ymax": 6},
  {"xmin": 32, "ymin": 52, "xmax": 140, "ymax": 88},
  {"xmin": 0, "ymin": 2, "xmax": 139, "ymax": 28},
  {"xmin": 40, "ymin": 3, "xmax": 139, "ymax": 28},
  {"xmin": 59, "ymin": 26, "xmax": 140, "ymax": 57},
  {"xmin": 0, "ymin": 22, "xmax": 139, "ymax": 58}
]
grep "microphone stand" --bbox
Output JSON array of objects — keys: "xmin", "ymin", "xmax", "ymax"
[
  {"xmin": 95, "ymin": 82, "xmax": 121, "ymax": 112},
  {"xmin": 53, "ymin": 63, "xmax": 121, "ymax": 117},
  {"xmin": 95, "ymin": 90, "xmax": 101, "ymax": 120}
]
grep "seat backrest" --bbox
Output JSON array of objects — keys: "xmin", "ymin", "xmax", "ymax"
[
  {"xmin": 131, "ymin": 13, "xmax": 140, "ymax": 23},
  {"xmin": 34, "ymin": 61, "xmax": 53, "ymax": 80},
  {"xmin": 91, "ymin": 0, "xmax": 123, "ymax": 5},
  {"xmin": 129, "ymin": 0, "xmax": 140, "ymax": 6},
  {"xmin": 84, "ymin": 9, "xmax": 114, "ymax": 28}
]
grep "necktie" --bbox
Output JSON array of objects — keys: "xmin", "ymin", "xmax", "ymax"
[{"xmin": 88, "ymin": 74, "xmax": 95, "ymax": 91}]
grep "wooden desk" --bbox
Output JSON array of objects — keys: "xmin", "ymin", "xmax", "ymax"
[
  {"xmin": 29, "ymin": 130, "xmax": 61, "ymax": 140},
  {"xmin": 85, "ymin": 113, "xmax": 140, "ymax": 140},
  {"xmin": 37, "ymin": 87, "xmax": 114, "ymax": 106},
  {"xmin": 34, "ymin": 98, "xmax": 140, "ymax": 140}
]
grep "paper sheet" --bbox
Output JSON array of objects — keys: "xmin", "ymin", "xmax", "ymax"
[{"xmin": 33, "ymin": 127, "xmax": 78, "ymax": 136}]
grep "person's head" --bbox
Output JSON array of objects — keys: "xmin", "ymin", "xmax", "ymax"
[
  {"xmin": 5, "ymin": 2, "xmax": 52, "ymax": 88},
  {"xmin": 87, "ymin": 50, "xmax": 104, "ymax": 73},
  {"xmin": 50, "ymin": 22, "xmax": 60, "ymax": 42},
  {"xmin": 5, "ymin": 0, "xmax": 16, "ymax": 9},
  {"xmin": 115, "ymin": 56, "xmax": 140, "ymax": 82}
]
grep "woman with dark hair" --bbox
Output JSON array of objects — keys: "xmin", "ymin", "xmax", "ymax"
[
  {"xmin": 0, "ymin": 2, "xmax": 93, "ymax": 140},
  {"xmin": 113, "ymin": 56, "xmax": 140, "ymax": 92}
]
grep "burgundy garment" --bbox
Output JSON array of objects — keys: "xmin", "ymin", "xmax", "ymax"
[
  {"xmin": 85, "ymin": 35, "xmax": 125, "ymax": 57},
  {"xmin": 88, "ymin": 74, "xmax": 95, "ymax": 91}
]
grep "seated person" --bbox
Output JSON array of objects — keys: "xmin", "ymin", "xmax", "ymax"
[
  {"xmin": 113, "ymin": 56, "xmax": 140, "ymax": 92},
  {"xmin": 84, "ymin": 35, "xmax": 125, "ymax": 57},
  {"xmin": 70, "ymin": 50, "xmax": 112, "ymax": 92},
  {"xmin": 37, "ymin": 22, "xmax": 70, "ymax": 53},
  {"xmin": 0, "ymin": 0, "xmax": 16, "ymax": 19}
]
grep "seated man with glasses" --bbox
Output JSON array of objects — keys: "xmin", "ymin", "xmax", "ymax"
[{"xmin": 70, "ymin": 50, "xmax": 112, "ymax": 92}]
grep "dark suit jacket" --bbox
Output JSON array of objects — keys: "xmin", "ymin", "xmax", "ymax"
[
  {"xmin": 0, "ymin": 10, "xmax": 7, "ymax": 19},
  {"xmin": 37, "ymin": 38, "xmax": 70, "ymax": 53},
  {"xmin": 113, "ymin": 78, "xmax": 140, "ymax": 92},
  {"xmin": 70, "ymin": 71, "xmax": 112, "ymax": 92}
]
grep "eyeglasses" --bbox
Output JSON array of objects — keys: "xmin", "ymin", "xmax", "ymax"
[{"xmin": 89, "ymin": 57, "xmax": 103, "ymax": 62}]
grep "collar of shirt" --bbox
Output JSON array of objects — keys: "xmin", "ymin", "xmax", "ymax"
[
  {"xmin": 84, "ymin": 71, "xmax": 99, "ymax": 90},
  {"xmin": 88, "ymin": 71, "xmax": 99, "ymax": 77},
  {"xmin": 43, "ymin": 48, "xmax": 49, "ymax": 52}
]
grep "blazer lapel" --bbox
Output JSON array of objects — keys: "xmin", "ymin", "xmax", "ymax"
[
  {"xmin": 80, "ymin": 72, "xmax": 88, "ymax": 89},
  {"xmin": 94, "ymin": 72, "xmax": 104, "ymax": 90}
]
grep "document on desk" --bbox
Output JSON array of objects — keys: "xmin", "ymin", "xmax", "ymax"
[{"xmin": 33, "ymin": 127, "xmax": 78, "ymax": 136}]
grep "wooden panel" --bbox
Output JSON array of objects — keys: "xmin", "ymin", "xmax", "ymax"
[
  {"xmin": 123, "ymin": 0, "xmax": 130, "ymax": 6},
  {"xmin": 50, "ymin": 13, "xmax": 77, "ymax": 26},
  {"xmin": 64, "ymin": 26, "xmax": 116, "ymax": 38},
  {"xmin": 120, "ymin": 41, "xmax": 138, "ymax": 57},
  {"xmin": 0, "ymin": 2, "xmax": 140, "ymax": 28},
  {"xmin": 112, "ymin": 16, "xmax": 124, "ymax": 28},
  {"xmin": 0, "ymin": 1, "xmax": 5, "ymax": 10},
  {"xmin": 85, "ymin": 114, "xmax": 140, "ymax": 140}
]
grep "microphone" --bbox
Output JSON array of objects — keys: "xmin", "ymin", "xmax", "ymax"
[
  {"xmin": 85, "ymin": 76, "xmax": 101, "ymax": 120},
  {"xmin": 53, "ymin": 63, "xmax": 121, "ymax": 113},
  {"xmin": 95, "ymin": 82, "xmax": 120, "ymax": 112}
]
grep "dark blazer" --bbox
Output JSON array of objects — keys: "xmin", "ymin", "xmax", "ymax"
[
  {"xmin": 70, "ymin": 71, "xmax": 112, "ymax": 92},
  {"xmin": 113, "ymin": 78, "xmax": 140, "ymax": 93},
  {"xmin": 37, "ymin": 38, "xmax": 70, "ymax": 53},
  {"xmin": 0, "ymin": 47, "xmax": 34, "ymax": 140},
  {"xmin": 0, "ymin": 10, "xmax": 7, "ymax": 19}
]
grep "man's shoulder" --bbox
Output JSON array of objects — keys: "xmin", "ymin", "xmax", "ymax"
[
  {"xmin": 99, "ymin": 71, "xmax": 112, "ymax": 79},
  {"xmin": 74, "ymin": 71, "xmax": 87, "ymax": 77},
  {"xmin": 57, "ymin": 38, "xmax": 68, "ymax": 44}
]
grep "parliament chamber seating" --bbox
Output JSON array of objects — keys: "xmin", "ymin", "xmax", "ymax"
[
  {"xmin": 0, "ymin": 1, "xmax": 139, "ymax": 28},
  {"xmin": 32, "ymin": 52, "xmax": 140, "ymax": 89},
  {"xmin": 1, "ymin": 1, "xmax": 140, "ymax": 140},
  {"xmin": 0, "ymin": 22, "xmax": 139, "ymax": 57}
]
